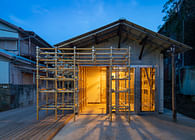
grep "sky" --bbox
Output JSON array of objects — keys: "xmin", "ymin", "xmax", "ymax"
[{"xmin": 0, "ymin": 0, "xmax": 166, "ymax": 45}]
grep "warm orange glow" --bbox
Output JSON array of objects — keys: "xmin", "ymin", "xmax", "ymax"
[
  {"xmin": 141, "ymin": 68, "xmax": 155, "ymax": 111},
  {"xmin": 78, "ymin": 66, "xmax": 107, "ymax": 114},
  {"xmin": 112, "ymin": 68, "xmax": 135, "ymax": 111},
  {"xmin": 78, "ymin": 66, "xmax": 135, "ymax": 113},
  {"xmin": 85, "ymin": 67, "xmax": 106, "ymax": 103}
]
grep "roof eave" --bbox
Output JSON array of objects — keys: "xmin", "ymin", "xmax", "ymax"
[{"xmin": 54, "ymin": 19, "xmax": 192, "ymax": 52}]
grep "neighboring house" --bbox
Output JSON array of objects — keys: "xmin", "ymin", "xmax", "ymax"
[
  {"xmin": 158, "ymin": 0, "xmax": 195, "ymax": 118},
  {"xmin": 0, "ymin": 18, "xmax": 52, "ymax": 111}
]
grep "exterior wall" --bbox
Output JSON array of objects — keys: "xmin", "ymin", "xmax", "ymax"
[
  {"xmin": 20, "ymin": 38, "xmax": 36, "ymax": 59},
  {"xmin": 0, "ymin": 59, "xmax": 36, "ymax": 111},
  {"xmin": 0, "ymin": 40, "xmax": 18, "ymax": 55},
  {"xmin": 0, "ymin": 23, "xmax": 19, "ymax": 38},
  {"xmin": 84, "ymin": 36, "xmax": 164, "ymax": 113},
  {"xmin": 0, "ymin": 84, "xmax": 35, "ymax": 111},
  {"xmin": 9, "ymin": 63, "xmax": 23, "ymax": 85},
  {"xmin": 11, "ymin": 85, "xmax": 35, "ymax": 107}
]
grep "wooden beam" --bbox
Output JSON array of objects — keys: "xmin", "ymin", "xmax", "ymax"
[
  {"xmin": 118, "ymin": 25, "xmax": 122, "ymax": 48},
  {"xmin": 68, "ymin": 29, "xmax": 118, "ymax": 48},
  {"xmin": 122, "ymin": 28, "xmax": 166, "ymax": 51},
  {"xmin": 138, "ymin": 36, "xmax": 148, "ymax": 60}
]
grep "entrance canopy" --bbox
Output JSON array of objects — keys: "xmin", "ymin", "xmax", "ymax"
[{"xmin": 55, "ymin": 19, "xmax": 191, "ymax": 53}]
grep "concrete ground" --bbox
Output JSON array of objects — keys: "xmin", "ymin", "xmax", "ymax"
[
  {"xmin": 54, "ymin": 104, "xmax": 195, "ymax": 140},
  {"xmin": 0, "ymin": 105, "xmax": 72, "ymax": 140}
]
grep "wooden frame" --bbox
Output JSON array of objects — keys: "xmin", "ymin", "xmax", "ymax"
[{"xmin": 36, "ymin": 46, "xmax": 131, "ymax": 122}]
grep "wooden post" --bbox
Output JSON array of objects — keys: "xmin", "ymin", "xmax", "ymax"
[
  {"xmin": 77, "ymin": 66, "xmax": 80, "ymax": 116},
  {"xmin": 115, "ymin": 68, "xmax": 119, "ymax": 114},
  {"xmin": 109, "ymin": 46, "xmax": 113, "ymax": 121},
  {"xmin": 36, "ymin": 46, "xmax": 39, "ymax": 120},
  {"xmin": 128, "ymin": 47, "xmax": 131, "ymax": 122},
  {"xmin": 46, "ymin": 64, "xmax": 48, "ymax": 115},
  {"xmin": 73, "ymin": 46, "xmax": 76, "ymax": 121},
  {"xmin": 172, "ymin": 46, "xmax": 177, "ymax": 121},
  {"xmin": 106, "ymin": 66, "xmax": 109, "ymax": 114},
  {"xmin": 55, "ymin": 47, "xmax": 58, "ymax": 120},
  {"xmin": 62, "ymin": 80, "xmax": 65, "ymax": 115}
]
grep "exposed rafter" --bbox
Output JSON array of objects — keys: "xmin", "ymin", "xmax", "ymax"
[
  {"xmin": 118, "ymin": 24, "xmax": 122, "ymax": 48},
  {"xmin": 139, "ymin": 36, "xmax": 148, "ymax": 60}
]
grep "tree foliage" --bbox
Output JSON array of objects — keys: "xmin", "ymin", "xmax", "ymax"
[{"xmin": 162, "ymin": 0, "xmax": 179, "ymax": 22}]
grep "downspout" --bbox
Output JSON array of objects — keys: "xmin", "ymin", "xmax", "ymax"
[
  {"xmin": 33, "ymin": 71, "xmax": 36, "ymax": 104},
  {"xmin": 18, "ymin": 38, "xmax": 21, "ymax": 56},
  {"xmin": 28, "ymin": 37, "xmax": 31, "ymax": 59}
]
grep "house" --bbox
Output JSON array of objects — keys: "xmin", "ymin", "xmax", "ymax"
[
  {"xmin": 36, "ymin": 19, "xmax": 191, "ymax": 120},
  {"xmin": 0, "ymin": 18, "xmax": 52, "ymax": 111}
]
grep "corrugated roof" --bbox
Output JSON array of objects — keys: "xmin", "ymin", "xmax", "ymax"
[{"xmin": 55, "ymin": 19, "xmax": 192, "ymax": 53}]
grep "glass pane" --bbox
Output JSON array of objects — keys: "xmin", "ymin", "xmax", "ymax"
[
  {"xmin": 141, "ymin": 68, "xmax": 155, "ymax": 111},
  {"xmin": 111, "ymin": 67, "xmax": 135, "ymax": 111}
]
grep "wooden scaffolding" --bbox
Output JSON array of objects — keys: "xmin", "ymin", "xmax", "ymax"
[{"xmin": 36, "ymin": 46, "xmax": 131, "ymax": 121}]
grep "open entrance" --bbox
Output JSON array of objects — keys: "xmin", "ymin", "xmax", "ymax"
[{"xmin": 79, "ymin": 66, "xmax": 107, "ymax": 114}]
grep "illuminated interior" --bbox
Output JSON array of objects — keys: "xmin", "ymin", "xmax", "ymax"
[
  {"xmin": 112, "ymin": 68, "xmax": 135, "ymax": 111},
  {"xmin": 78, "ymin": 66, "xmax": 107, "ymax": 114},
  {"xmin": 141, "ymin": 68, "xmax": 155, "ymax": 111},
  {"xmin": 78, "ymin": 66, "xmax": 147, "ymax": 114}
]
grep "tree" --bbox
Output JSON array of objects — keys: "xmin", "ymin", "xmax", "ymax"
[{"xmin": 162, "ymin": 0, "xmax": 179, "ymax": 22}]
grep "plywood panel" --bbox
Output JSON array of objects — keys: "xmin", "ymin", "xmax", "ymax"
[{"xmin": 86, "ymin": 67, "xmax": 101, "ymax": 103}]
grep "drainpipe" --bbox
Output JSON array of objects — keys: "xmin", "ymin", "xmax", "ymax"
[
  {"xmin": 33, "ymin": 71, "xmax": 36, "ymax": 104},
  {"xmin": 18, "ymin": 38, "xmax": 21, "ymax": 56},
  {"xmin": 28, "ymin": 37, "xmax": 31, "ymax": 59}
]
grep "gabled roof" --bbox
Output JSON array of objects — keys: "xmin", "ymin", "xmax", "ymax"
[
  {"xmin": 55, "ymin": 19, "xmax": 192, "ymax": 53},
  {"xmin": 0, "ymin": 18, "xmax": 52, "ymax": 48}
]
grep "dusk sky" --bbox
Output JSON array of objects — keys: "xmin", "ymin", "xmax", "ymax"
[{"xmin": 1, "ymin": 0, "xmax": 166, "ymax": 45}]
